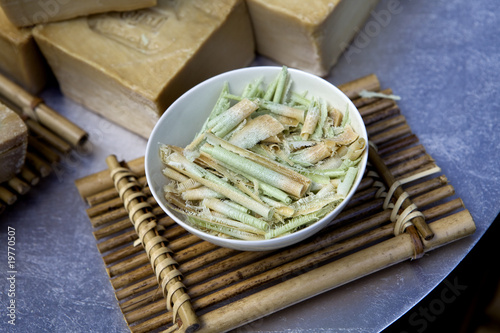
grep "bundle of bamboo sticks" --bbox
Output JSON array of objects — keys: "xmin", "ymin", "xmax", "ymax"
[
  {"xmin": 0, "ymin": 72, "xmax": 88, "ymax": 214},
  {"xmin": 75, "ymin": 73, "xmax": 476, "ymax": 333}
]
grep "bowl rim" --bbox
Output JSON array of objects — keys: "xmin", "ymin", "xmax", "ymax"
[{"xmin": 145, "ymin": 66, "xmax": 368, "ymax": 251}]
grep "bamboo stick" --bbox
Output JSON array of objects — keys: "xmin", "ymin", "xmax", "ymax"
[
  {"xmin": 383, "ymin": 144, "xmax": 426, "ymax": 166},
  {"xmin": 74, "ymin": 156, "xmax": 145, "ymax": 199},
  {"xmin": 412, "ymin": 185, "xmax": 455, "ymax": 210},
  {"xmin": 404, "ymin": 175, "xmax": 448, "ymax": 198},
  {"xmin": 98, "ymin": 230, "xmax": 138, "ymax": 254},
  {"xmin": 28, "ymin": 135, "xmax": 61, "ymax": 163},
  {"xmin": 86, "ymin": 176, "xmax": 147, "ymax": 206},
  {"xmin": 359, "ymin": 99, "xmax": 397, "ymax": 118},
  {"xmin": 378, "ymin": 134, "xmax": 419, "ymax": 156},
  {"xmin": 87, "ymin": 196, "xmax": 129, "ymax": 218},
  {"xmin": 111, "ymin": 264, "xmax": 154, "ymax": 290},
  {"xmin": 369, "ymin": 145, "xmax": 434, "ymax": 240},
  {"xmin": 0, "ymin": 72, "xmax": 88, "ymax": 147},
  {"xmin": 19, "ymin": 166, "xmax": 40, "ymax": 186},
  {"xmin": 7, "ymin": 177, "xmax": 30, "ymax": 195},
  {"xmin": 194, "ymin": 210, "xmax": 475, "ymax": 333},
  {"xmin": 89, "ymin": 197, "xmax": 159, "ymax": 228},
  {"xmin": 116, "ymin": 275, "xmax": 158, "ymax": 301},
  {"xmin": 108, "ymin": 253, "xmax": 150, "ymax": 278},
  {"xmin": 395, "ymin": 163, "xmax": 440, "ymax": 181},
  {"xmin": 390, "ymin": 154, "xmax": 434, "ymax": 178},
  {"xmin": 367, "ymin": 114, "xmax": 406, "ymax": 136},
  {"xmin": 370, "ymin": 124, "xmax": 412, "ymax": 146},
  {"xmin": 0, "ymin": 186, "xmax": 17, "ymax": 205},
  {"xmin": 94, "ymin": 214, "xmax": 176, "ymax": 241},
  {"xmin": 337, "ymin": 73, "xmax": 380, "ymax": 100},
  {"xmin": 26, "ymin": 119, "xmax": 72, "ymax": 154},
  {"xmin": 25, "ymin": 152, "xmax": 51, "ymax": 177},
  {"xmin": 106, "ymin": 155, "xmax": 199, "ymax": 332},
  {"xmin": 362, "ymin": 104, "xmax": 400, "ymax": 126}
]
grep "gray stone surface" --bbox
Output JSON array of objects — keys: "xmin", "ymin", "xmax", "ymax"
[{"xmin": 1, "ymin": 0, "xmax": 499, "ymax": 332}]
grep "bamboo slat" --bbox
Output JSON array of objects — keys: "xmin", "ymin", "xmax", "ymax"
[
  {"xmin": 74, "ymin": 74, "xmax": 476, "ymax": 333},
  {"xmin": 0, "ymin": 74, "xmax": 89, "ymax": 214}
]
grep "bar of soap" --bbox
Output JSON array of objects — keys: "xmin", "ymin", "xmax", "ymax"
[
  {"xmin": 246, "ymin": 0, "xmax": 379, "ymax": 76},
  {"xmin": 0, "ymin": 0, "xmax": 157, "ymax": 27},
  {"xmin": 33, "ymin": 0, "xmax": 255, "ymax": 138},
  {"xmin": 0, "ymin": 102, "xmax": 28, "ymax": 183},
  {"xmin": 0, "ymin": 7, "xmax": 49, "ymax": 94}
]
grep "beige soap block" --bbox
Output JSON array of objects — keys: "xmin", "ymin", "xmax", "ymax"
[
  {"xmin": 0, "ymin": 0, "xmax": 157, "ymax": 27},
  {"xmin": 246, "ymin": 0, "xmax": 380, "ymax": 76},
  {"xmin": 33, "ymin": 0, "xmax": 255, "ymax": 138},
  {"xmin": 0, "ymin": 102, "xmax": 28, "ymax": 183},
  {"xmin": 0, "ymin": 7, "xmax": 50, "ymax": 94}
]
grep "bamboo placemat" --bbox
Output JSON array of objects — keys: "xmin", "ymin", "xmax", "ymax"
[
  {"xmin": 0, "ymin": 73, "xmax": 88, "ymax": 214},
  {"xmin": 75, "ymin": 74, "xmax": 476, "ymax": 333}
]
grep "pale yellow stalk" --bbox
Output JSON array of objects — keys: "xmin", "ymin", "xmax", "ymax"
[
  {"xmin": 166, "ymin": 151, "xmax": 273, "ymax": 219},
  {"xmin": 228, "ymin": 115, "xmax": 284, "ymax": 149},
  {"xmin": 206, "ymin": 133, "xmax": 311, "ymax": 194}
]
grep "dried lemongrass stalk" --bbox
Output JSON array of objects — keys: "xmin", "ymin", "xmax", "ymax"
[
  {"xmin": 229, "ymin": 115, "xmax": 284, "ymax": 149},
  {"xmin": 200, "ymin": 143, "xmax": 307, "ymax": 198},
  {"xmin": 203, "ymin": 198, "xmax": 269, "ymax": 231},
  {"xmin": 301, "ymin": 101, "xmax": 320, "ymax": 140},
  {"xmin": 207, "ymin": 98, "xmax": 259, "ymax": 138},
  {"xmin": 258, "ymin": 99, "xmax": 305, "ymax": 123},
  {"xmin": 343, "ymin": 137, "xmax": 367, "ymax": 161},
  {"xmin": 181, "ymin": 187, "xmax": 224, "ymax": 201},
  {"xmin": 289, "ymin": 142, "xmax": 334, "ymax": 166},
  {"xmin": 163, "ymin": 149, "xmax": 273, "ymax": 219},
  {"xmin": 329, "ymin": 108, "xmax": 343, "ymax": 127},
  {"xmin": 206, "ymin": 133, "xmax": 312, "ymax": 192}
]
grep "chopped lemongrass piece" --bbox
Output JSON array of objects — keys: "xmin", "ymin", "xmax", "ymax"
[
  {"xmin": 342, "ymin": 137, "xmax": 367, "ymax": 161},
  {"xmin": 203, "ymin": 198, "xmax": 269, "ymax": 231},
  {"xmin": 337, "ymin": 167, "xmax": 358, "ymax": 197},
  {"xmin": 265, "ymin": 213, "xmax": 319, "ymax": 239},
  {"xmin": 290, "ymin": 91, "xmax": 311, "ymax": 107},
  {"xmin": 199, "ymin": 213, "xmax": 266, "ymax": 235},
  {"xmin": 200, "ymin": 143, "xmax": 306, "ymax": 198},
  {"xmin": 358, "ymin": 89, "xmax": 401, "ymax": 101},
  {"xmin": 257, "ymin": 99, "xmax": 305, "ymax": 123},
  {"xmin": 289, "ymin": 142, "xmax": 334, "ymax": 166},
  {"xmin": 228, "ymin": 115, "xmax": 284, "ymax": 149},
  {"xmin": 325, "ymin": 125, "xmax": 358, "ymax": 145},
  {"xmin": 189, "ymin": 217, "xmax": 264, "ymax": 240},
  {"xmin": 162, "ymin": 165, "xmax": 189, "ymax": 183},
  {"xmin": 165, "ymin": 151, "xmax": 273, "ymax": 219},
  {"xmin": 301, "ymin": 100, "xmax": 320, "ymax": 140},
  {"xmin": 207, "ymin": 98, "xmax": 259, "ymax": 137},
  {"xmin": 311, "ymin": 98, "xmax": 328, "ymax": 140},
  {"xmin": 329, "ymin": 108, "xmax": 343, "ymax": 127},
  {"xmin": 273, "ymin": 65, "xmax": 289, "ymax": 103},
  {"xmin": 181, "ymin": 187, "xmax": 224, "ymax": 201}
]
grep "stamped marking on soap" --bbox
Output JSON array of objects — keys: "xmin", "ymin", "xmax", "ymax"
[{"xmin": 88, "ymin": 8, "xmax": 170, "ymax": 54}]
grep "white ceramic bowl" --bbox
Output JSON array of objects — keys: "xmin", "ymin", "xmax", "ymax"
[{"xmin": 145, "ymin": 66, "xmax": 368, "ymax": 251}]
